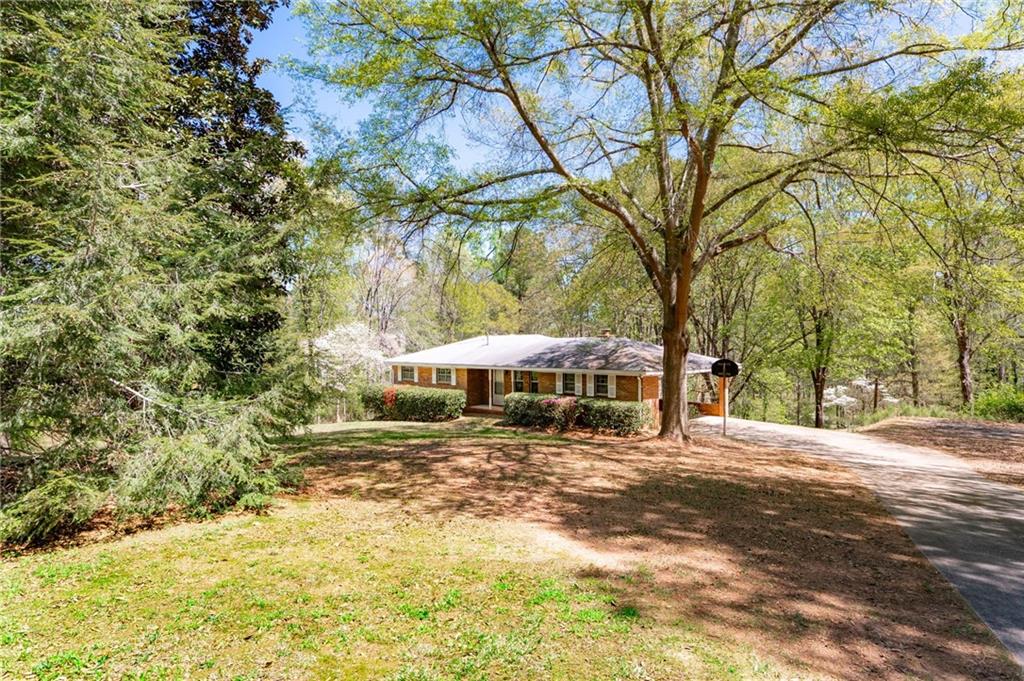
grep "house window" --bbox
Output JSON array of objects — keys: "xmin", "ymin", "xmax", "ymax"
[
  {"xmin": 435, "ymin": 367, "xmax": 452, "ymax": 384},
  {"xmin": 562, "ymin": 373, "xmax": 575, "ymax": 395},
  {"xmin": 530, "ymin": 372, "xmax": 539, "ymax": 393},
  {"xmin": 400, "ymin": 366, "xmax": 415, "ymax": 382},
  {"xmin": 513, "ymin": 370, "xmax": 524, "ymax": 392},
  {"xmin": 594, "ymin": 374, "xmax": 609, "ymax": 397}
]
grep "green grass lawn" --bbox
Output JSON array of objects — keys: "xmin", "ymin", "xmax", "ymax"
[
  {"xmin": 296, "ymin": 417, "xmax": 570, "ymax": 446},
  {"xmin": 1, "ymin": 422, "xmax": 780, "ymax": 680}
]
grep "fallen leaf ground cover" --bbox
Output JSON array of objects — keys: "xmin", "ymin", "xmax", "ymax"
[
  {"xmin": 1, "ymin": 418, "xmax": 1018, "ymax": 680},
  {"xmin": 863, "ymin": 417, "xmax": 1024, "ymax": 488}
]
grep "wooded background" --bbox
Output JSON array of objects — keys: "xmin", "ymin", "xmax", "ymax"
[{"xmin": 2, "ymin": 0, "xmax": 1022, "ymax": 543}]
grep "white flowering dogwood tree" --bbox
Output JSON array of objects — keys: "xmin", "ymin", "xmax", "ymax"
[{"xmin": 313, "ymin": 322, "xmax": 404, "ymax": 399}]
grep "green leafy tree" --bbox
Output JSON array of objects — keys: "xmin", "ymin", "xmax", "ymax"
[
  {"xmin": 492, "ymin": 227, "xmax": 568, "ymax": 334},
  {"xmin": 287, "ymin": 158, "xmax": 361, "ymax": 341},
  {"xmin": 298, "ymin": 0, "xmax": 1022, "ymax": 439},
  {"xmin": 902, "ymin": 170, "xmax": 1023, "ymax": 405}
]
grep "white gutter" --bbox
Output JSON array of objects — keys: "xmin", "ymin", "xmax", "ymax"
[
  {"xmin": 388, "ymin": 362, "xmax": 650, "ymax": 377},
  {"xmin": 386, "ymin": 362, "xmax": 712, "ymax": 377}
]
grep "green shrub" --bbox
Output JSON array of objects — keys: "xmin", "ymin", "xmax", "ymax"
[
  {"xmin": 116, "ymin": 432, "xmax": 264, "ymax": 517},
  {"xmin": 394, "ymin": 387, "xmax": 466, "ymax": 421},
  {"xmin": 235, "ymin": 492, "xmax": 273, "ymax": 513},
  {"xmin": 360, "ymin": 385, "xmax": 465, "ymax": 421},
  {"xmin": 503, "ymin": 392, "xmax": 554, "ymax": 427},
  {"xmin": 975, "ymin": 385, "xmax": 1024, "ymax": 423},
  {"xmin": 0, "ymin": 475, "xmax": 103, "ymax": 546},
  {"xmin": 578, "ymin": 398, "xmax": 651, "ymax": 435},
  {"xmin": 504, "ymin": 392, "xmax": 649, "ymax": 435},
  {"xmin": 360, "ymin": 384, "xmax": 391, "ymax": 418},
  {"xmin": 503, "ymin": 393, "xmax": 579, "ymax": 430}
]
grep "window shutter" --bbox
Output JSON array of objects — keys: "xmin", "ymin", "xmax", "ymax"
[
  {"xmin": 607, "ymin": 374, "xmax": 617, "ymax": 398},
  {"xmin": 586, "ymin": 374, "xmax": 595, "ymax": 396},
  {"xmin": 431, "ymin": 367, "xmax": 437, "ymax": 384},
  {"xmin": 450, "ymin": 368, "xmax": 457, "ymax": 386},
  {"xmin": 555, "ymin": 373, "xmax": 563, "ymax": 394},
  {"xmin": 574, "ymin": 373, "xmax": 582, "ymax": 395}
]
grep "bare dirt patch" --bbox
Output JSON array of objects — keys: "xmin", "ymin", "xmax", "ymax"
[
  {"xmin": 286, "ymin": 421, "xmax": 1022, "ymax": 681},
  {"xmin": 864, "ymin": 417, "xmax": 1024, "ymax": 488}
]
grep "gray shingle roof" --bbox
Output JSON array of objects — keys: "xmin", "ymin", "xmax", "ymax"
[{"xmin": 388, "ymin": 335, "xmax": 718, "ymax": 374}]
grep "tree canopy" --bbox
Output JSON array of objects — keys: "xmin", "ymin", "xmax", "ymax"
[
  {"xmin": 1, "ymin": 0, "xmax": 1022, "ymax": 545},
  {"xmin": 1, "ymin": 0, "xmax": 314, "ymax": 544},
  {"xmin": 296, "ymin": 0, "xmax": 1024, "ymax": 438}
]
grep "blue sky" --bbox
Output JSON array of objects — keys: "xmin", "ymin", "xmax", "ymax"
[
  {"xmin": 248, "ymin": 4, "xmax": 360, "ymax": 152},
  {"xmin": 249, "ymin": 3, "xmax": 1021, "ymax": 165},
  {"xmin": 249, "ymin": 4, "xmax": 484, "ymax": 166}
]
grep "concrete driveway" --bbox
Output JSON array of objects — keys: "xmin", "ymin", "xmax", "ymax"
[{"xmin": 693, "ymin": 416, "xmax": 1024, "ymax": 669}]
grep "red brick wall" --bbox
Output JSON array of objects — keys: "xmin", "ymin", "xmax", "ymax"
[
  {"xmin": 614, "ymin": 375, "xmax": 640, "ymax": 401},
  {"xmin": 503, "ymin": 370, "xmax": 557, "ymax": 394},
  {"xmin": 642, "ymin": 376, "xmax": 660, "ymax": 400},
  {"xmin": 390, "ymin": 365, "xmax": 465, "ymax": 392},
  {"xmin": 536, "ymin": 372, "xmax": 556, "ymax": 394}
]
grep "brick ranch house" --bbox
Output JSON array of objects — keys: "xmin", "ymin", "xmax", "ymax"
[{"xmin": 387, "ymin": 334, "xmax": 725, "ymax": 424}]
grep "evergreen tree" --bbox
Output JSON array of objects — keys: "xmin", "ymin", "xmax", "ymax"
[
  {"xmin": 0, "ymin": 0, "xmax": 313, "ymax": 545},
  {"xmin": 171, "ymin": 0, "xmax": 306, "ymax": 380}
]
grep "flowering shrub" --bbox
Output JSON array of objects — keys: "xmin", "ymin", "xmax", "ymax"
[
  {"xmin": 504, "ymin": 393, "xmax": 648, "ymax": 435},
  {"xmin": 313, "ymin": 322, "xmax": 402, "ymax": 392},
  {"xmin": 540, "ymin": 396, "xmax": 579, "ymax": 430},
  {"xmin": 360, "ymin": 385, "xmax": 465, "ymax": 421}
]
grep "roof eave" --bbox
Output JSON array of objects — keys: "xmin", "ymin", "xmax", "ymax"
[{"xmin": 388, "ymin": 361, "xmax": 652, "ymax": 375}]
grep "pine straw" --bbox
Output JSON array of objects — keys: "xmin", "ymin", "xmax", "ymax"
[
  {"xmin": 2, "ymin": 419, "xmax": 1019, "ymax": 679},
  {"xmin": 289, "ymin": 420, "xmax": 1020, "ymax": 680},
  {"xmin": 863, "ymin": 417, "xmax": 1024, "ymax": 489}
]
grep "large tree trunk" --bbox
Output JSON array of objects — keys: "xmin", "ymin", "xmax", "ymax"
[
  {"xmin": 659, "ymin": 323, "xmax": 689, "ymax": 441},
  {"xmin": 952, "ymin": 316, "xmax": 974, "ymax": 405},
  {"xmin": 811, "ymin": 367, "xmax": 828, "ymax": 428}
]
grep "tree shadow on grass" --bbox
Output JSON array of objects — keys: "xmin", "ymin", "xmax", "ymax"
[{"xmin": 284, "ymin": 429, "xmax": 1022, "ymax": 681}]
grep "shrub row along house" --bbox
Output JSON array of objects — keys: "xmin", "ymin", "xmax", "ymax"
[{"xmin": 387, "ymin": 334, "xmax": 723, "ymax": 427}]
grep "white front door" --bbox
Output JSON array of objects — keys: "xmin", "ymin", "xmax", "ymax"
[{"xmin": 492, "ymin": 372, "xmax": 505, "ymax": 406}]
